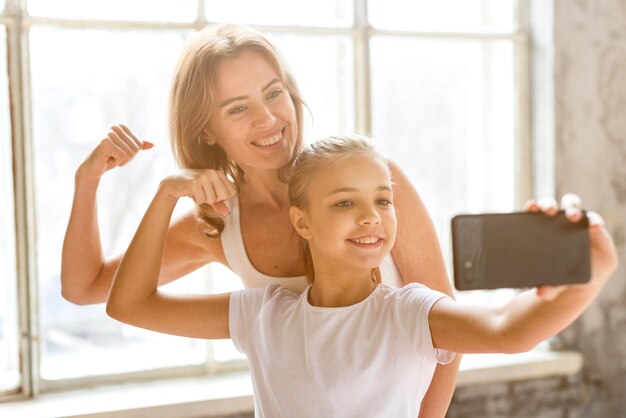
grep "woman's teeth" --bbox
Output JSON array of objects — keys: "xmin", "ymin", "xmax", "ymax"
[
  {"xmin": 253, "ymin": 131, "xmax": 283, "ymax": 147},
  {"xmin": 351, "ymin": 236, "xmax": 381, "ymax": 244}
]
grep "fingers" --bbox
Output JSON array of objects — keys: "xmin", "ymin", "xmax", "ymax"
[
  {"xmin": 524, "ymin": 194, "xmax": 585, "ymax": 222},
  {"xmin": 182, "ymin": 170, "xmax": 237, "ymax": 216},
  {"xmin": 561, "ymin": 193, "xmax": 584, "ymax": 222},
  {"xmin": 102, "ymin": 124, "xmax": 154, "ymax": 169},
  {"xmin": 119, "ymin": 124, "xmax": 154, "ymax": 150},
  {"xmin": 586, "ymin": 210, "xmax": 605, "ymax": 231},
  {"xmin": 101, "ymin": 137, "xmax": 128, "ymax": 169},
  {"xmin": 537, "ymin": 196, "xmax": 559, "ymax": 216},
  {"xmin": 536, "ymin": 285, "xmax": 568, "ymax": 301}
]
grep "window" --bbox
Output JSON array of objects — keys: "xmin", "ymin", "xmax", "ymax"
[
  {"xmin": 2, "ymin": 0, "xmax": 527, "ymax": 399},
  {"xmin": 0, "ymin": 25, "xmax": 21, "ymax": 395}
]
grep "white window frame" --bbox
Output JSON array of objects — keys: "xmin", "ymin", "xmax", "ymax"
[{"xmin": 0, "ymin": 0, "xmax": 531, "ymax": 401}]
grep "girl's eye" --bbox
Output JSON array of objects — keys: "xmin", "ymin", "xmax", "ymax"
[
  {"xmin": 336, "ymin": 200, "xmax": 352, "ymax": 208},
  {"xmin": 229, "ymin": 105, "xmax": 246, "ymax": 115},
  {"xmin": 377, "ymin": 198, "xmax": 392, "ymax": 206},
  {"xmin": 267, "ymin": 89, "xmax": 283, "ymax": 100}
]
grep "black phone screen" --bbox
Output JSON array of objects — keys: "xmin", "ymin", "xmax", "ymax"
[{"xmin": 451, "ymin": 211, "xmax": 590, "ymax": 290}]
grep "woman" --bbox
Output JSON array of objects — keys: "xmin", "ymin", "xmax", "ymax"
[{"xmin": 61, "ymin": 23, "xmax": 459, "ymax": 416}]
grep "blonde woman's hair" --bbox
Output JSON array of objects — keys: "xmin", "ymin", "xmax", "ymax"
[
  {"xmin": 169, "ymin": 23, "xmax": 306, "ymax": 235},
  {"xmin": 288, "ymin": 134, "xmax": 390, "ymax": 284}
]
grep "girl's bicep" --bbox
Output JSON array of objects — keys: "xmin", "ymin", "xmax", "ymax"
[
  {"xmin": 121, "ymin": 293, "xmax": 231, "ymax": 340},
  {"xmin": 429, "ymin": 298, "xmax": 503, "ymax": 353},
  {"xmin": 159, "ymin": 210, "xmax": 229, "ymax": 284}
]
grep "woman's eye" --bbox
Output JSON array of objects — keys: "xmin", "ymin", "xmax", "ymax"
[
  {"xmin": 229, "ymin": 106, "xmax": 246, "ymax": 115},
  {"xmin": 336, "ymin": 200, "xmax": 352, "ymax": 208},
  {"xmin": 377, "ymin": 198, "xmax": 392, "ymax": 206},
  {"xmin": 267, "ymin": 89, "xmax": 282, "ymax": 100}
]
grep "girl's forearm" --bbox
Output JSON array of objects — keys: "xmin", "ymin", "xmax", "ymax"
[
  {"xmin": 61, "ymin": 169, "xmax": 107, "ymax": 303},
  {"xmin": 107, "ymin": 185, "xmax": 178, "ymax": 317},
  {"xmin": 497, "ymin": 275, "xmax": 608, "ymax": 353}
]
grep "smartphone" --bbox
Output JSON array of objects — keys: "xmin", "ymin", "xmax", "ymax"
[{"xmin": 451, "ymin": 211, "xmax": 590, "ymax": 290}]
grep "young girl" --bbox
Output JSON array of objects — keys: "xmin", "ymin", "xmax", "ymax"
[{"xmin": 107, "ymin": 134, "xmax": 618, "ymax": 418}]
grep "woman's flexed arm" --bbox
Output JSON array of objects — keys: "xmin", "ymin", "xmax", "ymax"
[
  {"xmin": 61, "ymin": 125, "xmax": 236, "ymax": 305},
  {"xmin": 61, "ymin": 125, "xmax": 153, "ymax": 304},
  {"xmin": 106, "ymin": 180, "xmax": 231, "ymax": 339}
]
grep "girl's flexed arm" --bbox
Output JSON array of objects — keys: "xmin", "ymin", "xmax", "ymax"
[
  {"xmin": 429, "ymin": 196, "xmax": 619, "ymax": 354},
  {"xmin": 106, "ymin": 179, "xmax": 231, "ymax": 340}
]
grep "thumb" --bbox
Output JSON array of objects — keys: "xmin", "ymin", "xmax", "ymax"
[
  {"xmin": 141, "ymin": 141, "xmax": 154, "ymax": 150},
  {"xmin": 211, "ymin": 201, "xmax": 230, "ymax": 217}
]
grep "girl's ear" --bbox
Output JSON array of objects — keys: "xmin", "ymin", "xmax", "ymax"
[{"xmin": 289, "ymin": 206, "xmax": 312, "ymax": 239}]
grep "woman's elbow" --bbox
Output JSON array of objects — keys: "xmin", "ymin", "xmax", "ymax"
[{"xmin": 61, "ymin": 285, "xmax": 103, "ymax": 306}]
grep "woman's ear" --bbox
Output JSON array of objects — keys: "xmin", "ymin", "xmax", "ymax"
[
  {"xmin": 289, "ymin": 206, "xmax": 312, "ymax": 240},
  {"xmin": 200, "ymin": 128, "xmax": 216, "ymax": 145}
]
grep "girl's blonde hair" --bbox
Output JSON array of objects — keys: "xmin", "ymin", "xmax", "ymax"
[
  {"xmin": 288, "ymin": 134, "xmax": 390, "ymax": 284},
  {"xmin": 169, "ymin": 23, "xmax": 306, "ymax": 235}
]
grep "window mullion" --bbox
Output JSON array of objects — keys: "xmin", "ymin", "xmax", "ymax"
[
  {"xmin": 7, "ymin": 0, "xmax": 38, "ymax": 400},
  {"xmin": 353, "ymin": 0, "xmax": 371, "ymax": 135}
]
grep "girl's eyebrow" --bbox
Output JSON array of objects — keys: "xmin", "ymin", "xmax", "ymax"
[
  {"xmin": 219, "ymin": 78, "xmax": 281, "ymax": 108},
  {"xmin": 327, "ymin": 185, "xmax": 392, "ymax": 196}
]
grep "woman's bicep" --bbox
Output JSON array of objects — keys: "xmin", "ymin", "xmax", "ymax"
[{"xmin": 388, "ymin": 160, "xmax": 453, "ymax": 296}]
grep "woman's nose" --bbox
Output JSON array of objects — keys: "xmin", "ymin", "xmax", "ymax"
[{"xmin": 253, "ymin": 103, "xmax": 276, "ymax": 128}]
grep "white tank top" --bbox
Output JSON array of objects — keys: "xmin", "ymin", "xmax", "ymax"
[{"xmin": 220, "ymin": 195, "xmax": 403, "ymax": 294}]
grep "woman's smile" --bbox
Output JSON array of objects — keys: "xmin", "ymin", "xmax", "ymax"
[{"xmin": 251, "ymin": 127, "xmax": 285, "ymax": 148}]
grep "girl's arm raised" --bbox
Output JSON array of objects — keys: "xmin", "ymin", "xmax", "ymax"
[
  {"xmin": 429, "ymin": 203, "xmax": 619, "ymax": 354},
  {"xmin": 106, "ymin": 181, "xmax": 231, "ymax": 339}
]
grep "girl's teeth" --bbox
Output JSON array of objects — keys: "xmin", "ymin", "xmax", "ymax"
[
  {"xmin": 254, "ymin": 131, "xmax": 282, "ymax": 147},
  {"xmin": 352, "ymin": 237, "xmax": 380, "ymax": 244}
]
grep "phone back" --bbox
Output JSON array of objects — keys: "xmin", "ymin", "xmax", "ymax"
[{"xmin": 451, "ymin": 211, "xmax": 590, "ymax": 290}]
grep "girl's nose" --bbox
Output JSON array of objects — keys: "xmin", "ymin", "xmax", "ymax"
[{"xmin": 359, "ymin": 206, "xmax": 381, "ymax": 225}]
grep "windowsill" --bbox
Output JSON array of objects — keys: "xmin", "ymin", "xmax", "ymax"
[{"xmin": 0, "ymin": 349, "xmax": 583, "ymax": 418}]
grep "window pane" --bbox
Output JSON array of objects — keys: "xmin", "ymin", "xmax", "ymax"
[
  {"xmin": 0, "ymin": 26, "xmax": 20, "ymax": 393},
  {"xmin": 368, "ymin": 0, "xmax": 516, "ymax": 33},
  {"xmin": 28, "ymin": 0, "xmax": 197, "ymax": 22},
  {"xmin": 206, "ymin": 0, "xmax": 353, "ymax": 28},
  {"xmin": 269, "ymin": 33, "xmax": 355, "ymax": 141},
  {"xmin": 29, "ymin": 27, "xmax": 215, "ymax": 381},
  {"xmin": 371, "ymin": 37, "xmax": 516, "ymax": 279},
  {"xmin": 0, "ymin": 1, "xmax": 5, "ymax": 13}
]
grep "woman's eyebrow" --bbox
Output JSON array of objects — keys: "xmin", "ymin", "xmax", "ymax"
[
  {"xmin": 219, "ymin": 78, "xmax": 281, "ymax": 108},
  {"xmin": 327, "ymin": 185, "xmax": 392, "ymax": 196}
]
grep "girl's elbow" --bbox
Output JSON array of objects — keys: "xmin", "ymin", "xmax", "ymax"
[{"xmin": 494, "ymin": 330, "xmax": 539, "ymax": 354}]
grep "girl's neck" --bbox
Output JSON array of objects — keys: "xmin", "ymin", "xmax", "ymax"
[{"xmin": 308, "ymin": 269, "xmax": 377, "ymax": 308}]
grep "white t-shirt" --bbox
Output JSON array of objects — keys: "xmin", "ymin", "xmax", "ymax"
[{"xmin": 229, "ymin": 283, "xmax": 455, "ymax": 418}]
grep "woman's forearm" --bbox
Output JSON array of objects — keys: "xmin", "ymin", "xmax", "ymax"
[
  {"xmin": 61, "ymin": 167, "xmax": 111, "ymax": 304},
  {"xmin": 419, "ymin": 355, "xmax": 462, "ymax": 418}
]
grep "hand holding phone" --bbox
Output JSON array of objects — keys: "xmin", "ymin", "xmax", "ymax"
[{"xmin": 451, "ymin": 211, "xmax": 590, "ymax": 290}]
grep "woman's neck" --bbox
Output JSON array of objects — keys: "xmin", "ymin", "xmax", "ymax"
[
  {"xmin": 308, "ymin": 269, "xmax": 377, "ymax": 308},
  {"xmin": 238, "ymin": 167, "xmax": 289, "ymax": 209}
]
